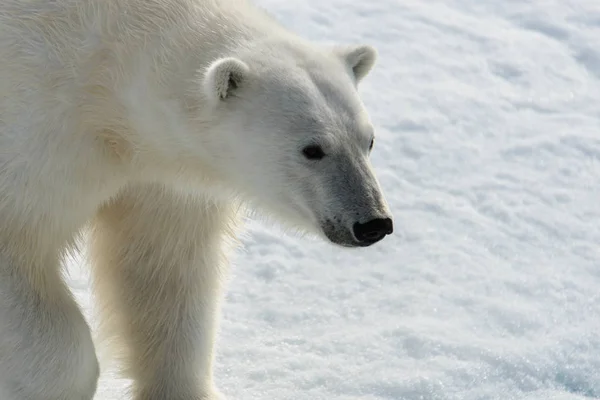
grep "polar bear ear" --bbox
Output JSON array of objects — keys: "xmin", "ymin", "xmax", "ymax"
[
  {"xmin": 203, "ymin": 57, "xmax": 250, "ymax": 102},
  {"xmin": 336, "ymin": 45, "xmax": 378, "ymax": 83}
]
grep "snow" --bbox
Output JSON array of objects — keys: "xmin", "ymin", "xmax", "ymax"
[{"xmin": 68, "ymin": 0, "xmax": 600, "ymax": 399}]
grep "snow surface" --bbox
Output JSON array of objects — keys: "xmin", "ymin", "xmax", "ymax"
[{"xmin": 68, "ymin": 0, "xmax": 600, "ymax": 399}]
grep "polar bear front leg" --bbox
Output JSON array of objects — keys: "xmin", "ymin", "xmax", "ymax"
[
  {"xmin": 90, "ymin": 184, "xmax": 237, "ymax": 400},
  {"xmin": 0, "ymin": 253, "xmax": 100, "ymax": 400}
]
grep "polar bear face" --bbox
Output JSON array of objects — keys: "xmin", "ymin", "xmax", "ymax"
[{"xmin": 200, "ymin": 43, "xmax": 393, "ymax": 247}]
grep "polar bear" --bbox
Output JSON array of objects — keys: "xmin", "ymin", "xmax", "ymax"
[{"xmin": 0, "ymin": 0, "xmax": 393, "ymax": 399}]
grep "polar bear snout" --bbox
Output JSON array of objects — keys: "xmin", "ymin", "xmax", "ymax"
[
  {"xmin": 314, "ymin": 153, "xmax": 394, "ymax": 248},
  {"xmin": 352, "ymin": 217, "xmax": 393, "ymax": 245},
  {"xmin": 321, "ymin": 210, "xmax": 393, "ymax": 248}
]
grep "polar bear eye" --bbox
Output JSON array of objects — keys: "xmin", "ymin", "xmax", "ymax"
[
  {"xmin": 302, "ymin": 145, "xmax": 326, "ymax": 160},
  {"xmin": 369, "ymin": 137, "xmax": 375, "ymax": 151}
]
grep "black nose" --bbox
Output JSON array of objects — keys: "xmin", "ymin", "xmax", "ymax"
[{"xmin": 353, "ymin": 218, "xmax": 393, "ymax": 245}]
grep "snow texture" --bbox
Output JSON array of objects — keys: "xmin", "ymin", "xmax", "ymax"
[{"xmin": 67, "ymin": 0, "xmax": 600, "ymax": 399}]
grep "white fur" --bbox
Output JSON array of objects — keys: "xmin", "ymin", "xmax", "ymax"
[
  {"xmin": 0, "ymin": 0, "xmax": 392, "ymax": 399},
  {"xmin": 203, "ymin": 58, "xmax": 251, "ymax": 102}
]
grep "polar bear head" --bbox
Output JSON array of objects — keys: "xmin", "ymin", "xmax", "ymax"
[{"xmin": 198, "ymin": 41, "xmax": 393, "ymax": 247}]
